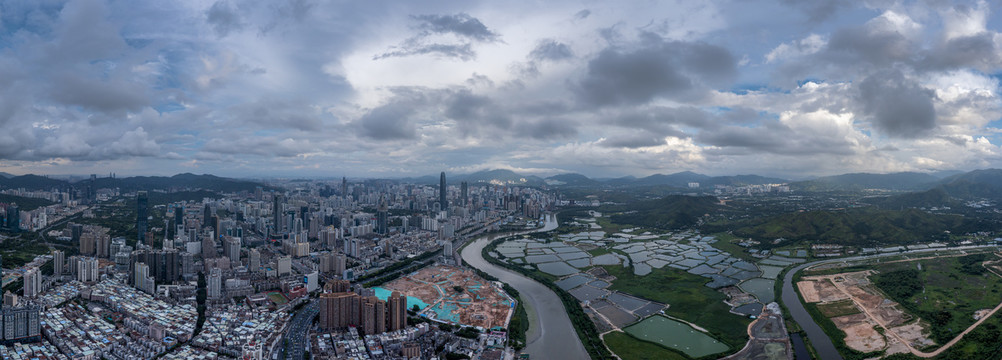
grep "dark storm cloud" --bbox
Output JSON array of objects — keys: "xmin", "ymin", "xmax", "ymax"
[
  {"xmin": 233, "ymin": 99, "xmax": 324, "ymax": 131},
  {"xmin": 779, "ymin": 0, "xmax": 851, "ymax": 22},
  {"xmin": 697, "ymin": 123, "xmax": 859, "ymax": 156},
  {"xmin": 514, "ymin": 118, "xmax": 578, "ymax": 140},
  {"xmin": 857, "ymin": 70, "xmax": 937, "ymax": 138},
  {"xmin": 206, "ymin": 1, "xmax": 244, "ymax": 37},
  {"xmin": 49, "ymin": 73, "xmax": 150, "ymax": 114},
  {"xmin": 920, "ymin": 33, "xmax": 1002, "ymax": 72},
  {"xmin": 598, "ymin": 134, "xmax": 668, "ymax": 148},
  {"xmin": 529, "ymin": 40, "xmax": 573, "ymax": 62},
  {"xmin": 412, "ymin": 13, "xmax": 500, "ymax": 42},
  {"xmin": 357, "ymin": 102, "xmax": 418, "ymax": 140},
  {"xmin": 611, "ymin": 106, "xmax": 710, "ymax": 136},
  {"xmin": 826, "ymin": 26, "xmax": 914, "ymax": 67},
  {"xmin": 444, "ymin": 90, "xmax": 512, "ymax": 135},
  {"xmin": 574, "ymin": 38, "xmax": 736, "ymax": 106}
]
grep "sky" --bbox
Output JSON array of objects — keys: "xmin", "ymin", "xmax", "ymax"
[{"xmin": 2, "ymin": 0, "xmax": 1002, "ymax": 179}]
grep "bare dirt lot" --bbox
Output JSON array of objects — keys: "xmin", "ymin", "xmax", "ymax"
[
  {"xmin": 800, "ymin": 271, "xmax": 933, "ymax": 355},
  {"xmin": 384, "ymin": 265, "xmax": 515, "ymax": 329}
]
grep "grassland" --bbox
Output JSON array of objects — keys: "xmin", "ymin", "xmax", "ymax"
[
  {"xmin": 604, "ymin": 331, "xmax": 688, "ymax": 360},
  {"xmin": 817, "ymin": 299, "xmax": 862, "ymax": 318},
  {"xmin": 600, "ymin": 264, "xmax": 750, "ymax": 351},
  {"xmin": 871, "ymin": 254, "xmax": 1002, "ymax": 344}
]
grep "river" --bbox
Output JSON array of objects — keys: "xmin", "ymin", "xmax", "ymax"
[
  {"xmin": 460, "ymin": 214, "xmax": 590, "ymax": 359},
  {"xmin": 781, "ymin": 244, "xmax": 1001, "ymax": 360}
]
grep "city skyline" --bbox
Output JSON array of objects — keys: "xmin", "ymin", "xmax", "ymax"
[{"xmin": 2, "ymin": 1, "xmax": 1002, "ymax": 179}]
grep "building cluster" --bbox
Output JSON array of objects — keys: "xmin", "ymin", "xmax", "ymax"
[
  {"xmin": 318, "ymin": 280, "xmax": 408, "ymax": 335},
  {"xmin": 0, "ymin": 172, "xmax": 551, "ymax": 359}
]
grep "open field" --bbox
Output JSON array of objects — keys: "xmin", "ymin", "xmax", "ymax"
[
  {"xmin": 602, "ymin": 264, "xmax": 751, "ymax": 350},
  {"xmin": 871, "ymin": 253, "xmax": 1002, "ymax": 344},
  {"xmin": 624, "ymin": 315, "xmax": 729, "ymax": 358},
  {"xmin": 604, "ymin": 331, "xmax": 688, "ymax": 360}
]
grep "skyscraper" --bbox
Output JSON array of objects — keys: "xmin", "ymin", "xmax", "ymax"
[
  {"xmin": 388, "ymin": 291, "xmax": 407, "ymax": 331},
  {"xmin": 4, "ymin": 204, "xmax": 18, "ymax": 231},
  {"xmin": 136, "ymin": 192, "xmax": 148, "ymax": 246},
  {"xmin": 439, "ymin": 172, "xmax": 447, "ymax": 211},
  {"xmin": 272, "ymin": 193, "xmax": 284, "ymax": 235},
  {"xmin": 174, "ymin": 205, "xmax": 184, "ymax": 229},
  {"xmin": 376, "ymin": 196, "xmax": 388, "ymax": 235},
  {"xmin": 461, "ymin": 181, "xmax": 468, "ymax": 207},
  {"xmin": 22, "ymin": 268, "xmax": 40, "ymax": 298},
  {"xmin": 52, "ymin": 250, "xmax": 64, "ymax": 276},
  {"xmin": 341, "ymin": 177, "xmax": 348, "ymax": 198}
]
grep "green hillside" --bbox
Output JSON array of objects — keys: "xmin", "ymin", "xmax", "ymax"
[{"xmin": 730, "ymin": 208, "xmax": 980, "ymax": 247}]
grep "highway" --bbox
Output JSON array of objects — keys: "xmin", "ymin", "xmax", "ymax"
[
  {"xmin": 284, "ymin": 301, "xmax": 319, "ymax": 359},
  {"xmin": 460, "ymin": 215, "xmax": 590, "ymax": 359}
]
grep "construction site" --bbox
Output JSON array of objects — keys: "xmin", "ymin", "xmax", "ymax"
[
  {"xmin": 797, "ymin": 271, "xmax": 935, "ymax": 356},
  {"xmin": 383, "ymin": 264, "xmax": 516, "ymax": 330}
]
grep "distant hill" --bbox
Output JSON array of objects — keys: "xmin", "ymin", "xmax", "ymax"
[
  {"xmin": 0, "ymin": 175, "xmax": 71, "ymax": 191},
  {"xmin": 730, "ymin": 208, "xmax": 979, "ymax": 248},
  {"xmin": 866, "ymin": 188, "xmax": 962, "ymax": 210},
  {"xmin": 404, "ymin": 169, "xmax": 546, "ymax": 187},
  {"xmin": 0, "ymin": 194, "xmax": 55, "ymax": 212},
  {"xmin": 609, "ymin": 195, "xmax": 727, "ymax": 229},
  {"xmin": 0, "ymin": 172, "xmax": 14, "ymax": 179},
  {"xmin": 936, "ymin": 169, "xmax": 1002, "ymax": 200},
  {"xmin": 545, "ymin": 173, "xmax": 599, "ymax": 186},
  {"xmin": 790, "ymin": 172, "xmax": 940, "ymax": 192},
  {"xmin": 81, "ymin": 173, "xmax": 266, "ymax": 193}
]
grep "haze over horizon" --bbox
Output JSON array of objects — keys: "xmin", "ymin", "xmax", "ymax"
[{"xmin": 3, "ymin": 0, "xmax": 1002, "ymax": 179}]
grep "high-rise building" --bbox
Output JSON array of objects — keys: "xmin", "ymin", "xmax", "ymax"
[
  {"xmin": 0, "ymin": 305, "xmax": 41, "ymax": 343},
  {"xmin": 21, "ymin": 268, "xmax": 40, "ymax": 298},
  {"xmin": 96, "ymin": 235, "xmax": 110, "ymax": 258},
  {"xmin": 272, "ymin": 193, "xmax": 284, "ymax": 235},
  {"xmin": 134, "ymin": 263, "xmax": 155, "ymax": 294},
  {"xmin": 277, "ymin": 256, "xmax": 291, "ymax": 276},
  {"xmin": 79, "ymin": 233, "xmax": 96, "ymax": 256},
  {"xmin": 207, "ymin": 268, "xmax": 222, "ymax": 299},
  {"xmin": 223, "ymin": 236, "xmax": 241, "ymax": 264},
  {"xmin": 3, "ymin": 292, "xmax": 17, "ymax": 307},
  {"xmin": 174, "ymin": 206, "xmax": 184, "ymax": 229},
  {"xmin": 248, "ymin": 248, "xmax": 261, "ymax": 272},
  {"xmin": 136, "ymin": 191, "xmax": 148, "ymax": 246},
  {"xmin": 376, "ymin": 196, "xmax": 388, "ymax": 235},
  {"xmin": 388, "ymin": 291, "xmax": 407, "ymax": 331},
  {"xmin": 439, "ymin": 172, "xmax": 447, "ymax": 211},
  {"xmin": 203, "ymin": 203, "xmax": 212, "ymax": 229},
  {"xmin": 341, "ymin": 177, "xmax": 348, "ymax": 198},
  {"xmin": 461, "ymin": 181, "xmax": 468, "ymax": 207},
  {"xmin": 4, "ymin": 204, "xmax": 18, "ymax": 231},
  {"xmin": 77, "ymin": 257, "xmax": 99, "ymax": 283},
  {"xmin": 52, "ymin": 250, "xmax": 64, "ymax": 276}
]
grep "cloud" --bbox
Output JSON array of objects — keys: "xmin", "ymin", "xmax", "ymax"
[
  {"xmin": 574, "ymin": 37, "xmax": 736, "ymax": 106},
  {"xmin": 206, "ymin": 1, "xmax": 244, "ymax": 37},
  {"xmin": 857, "ymin": 70, "xmax": 938, "ymax": 138},
  {"xmin": 412, "ymin": 13, "xmax": 500, "ymax": 42},
  {"xmin": 779, "ymin": 0, "xmax": 852, "ymax": 22},
  {"xmin": 374, "ymin": 43, "xmax": 475, "ymax": 61},
  {"xmin": 375, "ymin": 13, "xmax": 500, "ymax": 61},
  {"xmin": 529, "ymin": 40, "xmax": 574, "ymax": 62},
  {"xmin": 356, "ymin": 101, "xmax": 419, "ymax": 140}
]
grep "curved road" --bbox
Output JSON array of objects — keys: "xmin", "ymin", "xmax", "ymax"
[
  {"xmin": 460, "ymin": 215, "xmax": 590, "ymax": 359},
  {"xmin": 781, "ymin": 244, "xmax": 1002, "ymax": 360}
]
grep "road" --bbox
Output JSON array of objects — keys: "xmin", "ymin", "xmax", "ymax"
[
  {"xmin": 781, "ymin": 244, "xmax": 1001, "ymax": 360},
  {"xmin": 284, "ymin": 301, "xmax": 319, "ymax": 360},
  {"xmin": 460, "ymin": 215, "xmax": 590, "ymax": 360}
]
